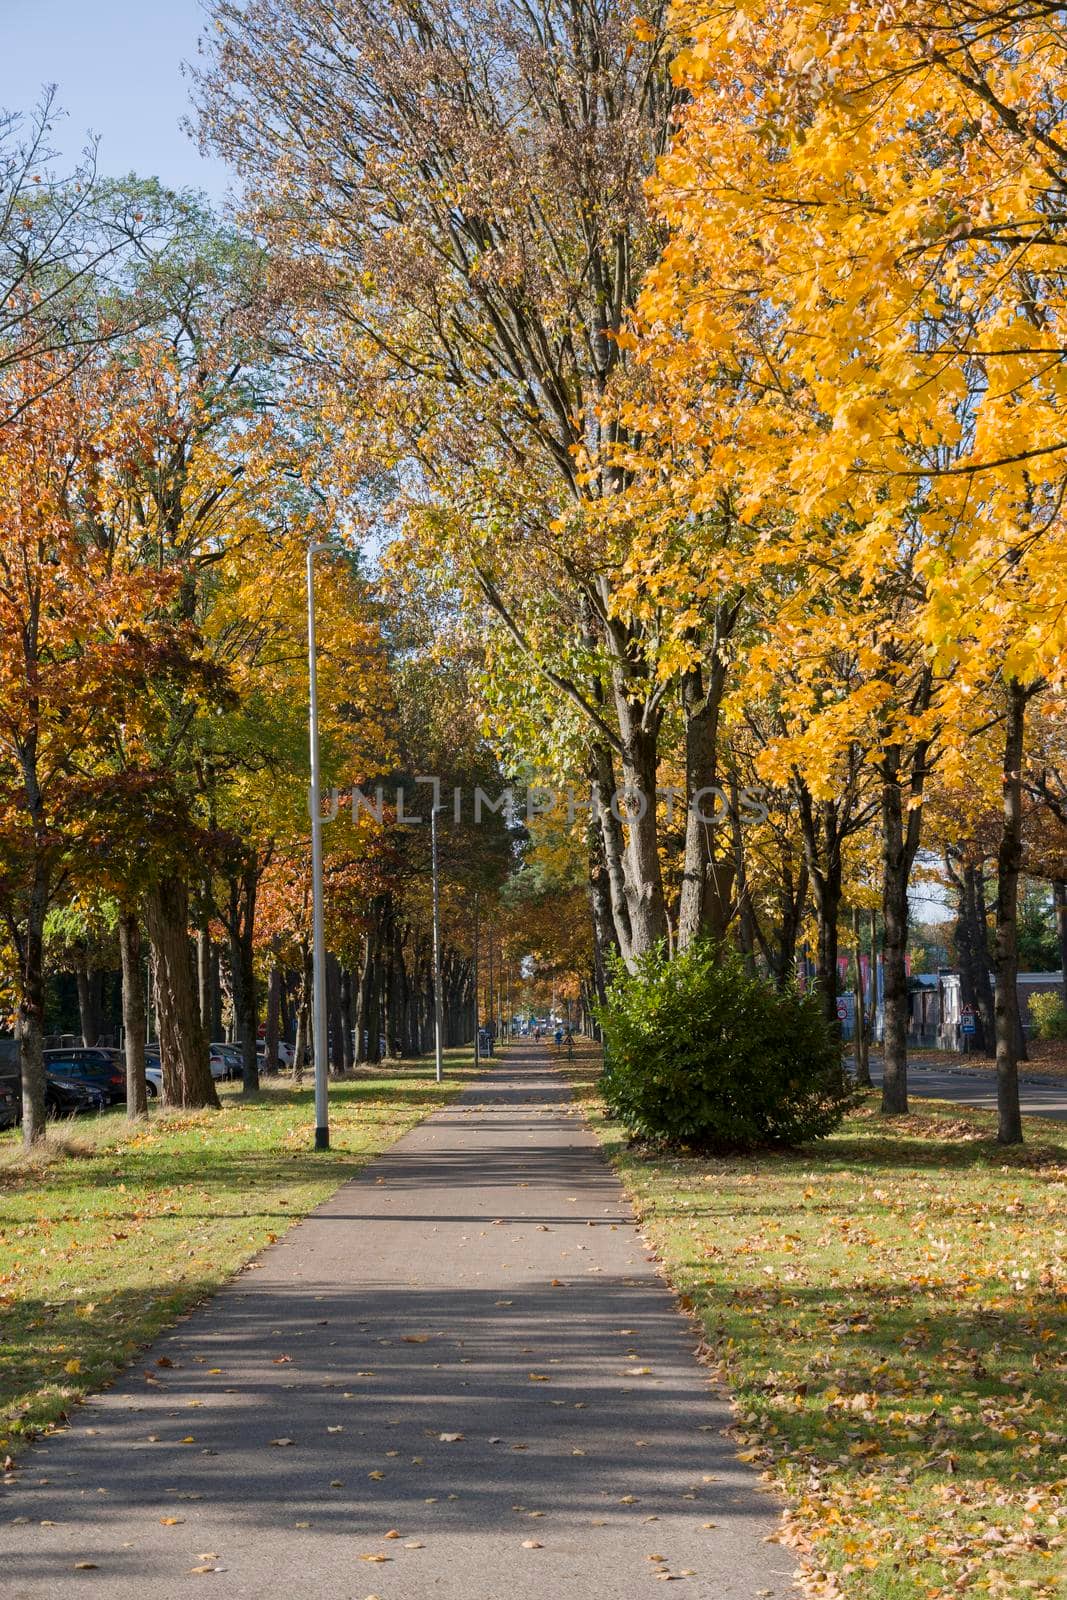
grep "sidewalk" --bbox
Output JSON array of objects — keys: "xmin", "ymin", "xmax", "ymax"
[{"xmin": 5, "ymin": 1045, "xmax": 790, "ymax": 1598}]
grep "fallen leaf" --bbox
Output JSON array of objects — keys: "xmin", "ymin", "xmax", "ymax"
[
  {"xmin": 270, "ymin": 1438, "xmax": 295, "ymax": 1448},
  {"xmin": 438, "ymin": 1432, "xmax": 464, "ymax": 1442},
  {"xmin": 520, "ymin": 1540, "xmax": 543, "ymax": 1549}
]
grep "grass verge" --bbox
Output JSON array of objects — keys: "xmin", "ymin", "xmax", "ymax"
[
  {"xmin": 567, "ymin": 1045, "xmax": 1067, "ymax": 1600},
  {"xmin": 0, "ymin": 1050, "xmax": 478, "ymax": 1455}
]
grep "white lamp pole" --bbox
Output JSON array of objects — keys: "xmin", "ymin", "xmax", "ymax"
[
  {"xmin": 431, "ymin": 803, "xmax": 444, "ymax": 1084},
  {"xmin": 307, "ymin": 541, "xmax": 332, "ymax": 1151}
]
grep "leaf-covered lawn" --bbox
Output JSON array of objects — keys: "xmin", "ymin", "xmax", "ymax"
[
  {"xmin": 0, "ymin": 1054, "xmax": 476, "ymax": 1454},
  {"xmin": 569, "ymin": 1053, "xmax": 1067, "ymax": 1600}
]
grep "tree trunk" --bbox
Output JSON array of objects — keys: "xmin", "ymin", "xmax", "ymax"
[
  {"xmin": 879, "ymin": 750, "xmax": 926, "ymax": 1115},
  {"xmin": 209, "ymin": 946, "xmax": 224, "ymax": 1041},
  {"xmin": 292, "ymin": 941, "xmax": 311, "ymax": 1082},
  {"xmin": 327, "ymin": 952, "xmax": 345, "ymax": 1071},
  {"xmin": 226, "ymin": 866, "xmax": 259, "ymax": 1093},
  {"xmin": 264, "ymin": 960, "xmax": 281, "ymax": 1072},
  {"xmin": 119, "ymin": 911, "xmax": 148, "ymax": 1119},
  {"xmin": 590, "ymin": 743, "xmax": 633, "ymax": 966},
  {"xmin": 76, "ymin": 959, "xmax": 101, "ymax": 1047},
  {"xmin": 796, "ymin": 784, "xmax": 845, "ymax": 1029},
  {"xmin": 340, "ymin": 965, "xmax": 355, "ymax": 1070},
  {"xmin": 993, "ymin": 680, "xmax": 1027, "ymax": 1146},
  {"xmin": 881, "ymin": 862, "xmax": 910, "ymax": 1112},
  {"xmin": 17, "ymin": 866, "xmax": 50, "ymax": 1143},
  {"xmin": 145, "ymin": 874, "xmax": 218, "ymax": 1109},
  {"xmin": 608, "ymin": 678, "xmax": 666, "ymax": 961},
  {"xmin": 678, "ymin": 664, "xmax": 724, "ymax": 949},
  {"xmin": 196, "ymin": 889, "xmax": 212, "ymax": 1035},
  {"xmin": 954, "ymin": 857, "xmax": 996, "ymax": 1057},
  {"xmin": 852, "ymin": 905, "xmax": 871, "ymax": 1087},
  {"xmin": 1054, "ymin": 879, "xmax": 1067, "ymax": 1007}
]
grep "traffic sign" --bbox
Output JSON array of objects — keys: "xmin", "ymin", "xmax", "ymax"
[
  {"xmin": 836, "ymin": 1000, "xmax": 848, "ymax": 1022},
  {"xmin": 960, "ymin": 1009, "xmax": 976, "ymax": 1034}
]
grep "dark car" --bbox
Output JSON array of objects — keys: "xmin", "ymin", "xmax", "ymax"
[
  {"xmin": 0, "ymin": 1039, "xmax": 18, "ymax": 1129},
  {"xmin": 0, "ymin": 1043, "xmax": 103, "ymax": 1125},
  {"xmin": 0, "ymin": 1074, "xmax": 17, "ymax": 1129},
  {"xmin": 43, "ymin": 1047, "xmax": 125, "ymax": 1105},
  {"xmin": 46, "ymin": 1076, "xmax": 106, "ymax": 1117}
]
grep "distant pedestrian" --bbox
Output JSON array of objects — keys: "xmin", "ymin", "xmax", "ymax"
[
  {"xmin": 554, "ymin": 1026, "xmax": 563, "ymax": 1052},
  {"xmin": 564, "ymin": 1026, "xmax": 574, "ymax": 1059}
]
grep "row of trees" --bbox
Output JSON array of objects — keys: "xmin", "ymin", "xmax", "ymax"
[
  {"xmin": 192, "ymin": 0, "xmax": 1067, "ymax": 1142},
  {"xmin": 0, "ymin": 101, "xmax": 528, "ymax": 1142},
  {"xmin": 4, "ymin": 2, "xmax": 1065, "ymax": 1145}
]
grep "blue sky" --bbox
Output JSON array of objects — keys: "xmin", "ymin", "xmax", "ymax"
[{"xmin": 1, "ymin": 0, "xmax": 233, "ymax": 201}]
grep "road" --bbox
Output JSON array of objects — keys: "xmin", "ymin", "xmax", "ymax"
[
  {"xmin": 866, "ymin": 1059, "xmax": 1067, "ymax": 1122},
  {"xmin": 4, "ymin": 1045, "xmax": 789, "ymax": 1599}
]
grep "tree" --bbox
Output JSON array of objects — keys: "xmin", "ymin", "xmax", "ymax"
[
  {"xmin": 197, "ymin": 0, "xmax": 764, "ymax": 963},
  {"xmin": 0, "ymin": 350, "xmax": 217, "ymax": 1137}
]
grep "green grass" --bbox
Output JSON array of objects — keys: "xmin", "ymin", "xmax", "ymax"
[
  {"xmin": 0, "ymin": 1051, "xmax": 478, "ymax": 1454},
  {"xmin": 567, "ymin": 1048, "xmax": 1067, "ymax": 1600}
]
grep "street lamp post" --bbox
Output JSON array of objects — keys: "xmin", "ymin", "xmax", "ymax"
[
  {"xmin": 307, "ymin": 541, "xmax": 332, "ymax": 1151},
  {"xmin": 430, "ymin": 803, "xmax": 444, "ymax": 1085}
]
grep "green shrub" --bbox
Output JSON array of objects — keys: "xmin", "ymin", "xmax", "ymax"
[
  {"xmin": 597, "ymin": 942, "xmax": 853, "ymax": 1152},
  {"xmin": 1029, "ymin": 989, "xmax": 1067, "ymax": 1042}
]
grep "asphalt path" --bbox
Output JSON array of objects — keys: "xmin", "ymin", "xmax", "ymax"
[
  {"xmin": 866, "ymin": 1059, "xmax": 1067, "ymax": 1122},
  {"xmin": 4, "ymin": 1045, "xmax": 789, "ymax": 1599}
]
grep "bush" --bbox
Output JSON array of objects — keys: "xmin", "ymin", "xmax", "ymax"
[
  {"xmin": 597, "ymin": 942, "xmax": 853, "ymax": 1152},
  {"xmin": 1029, "ymin": 989, "xmax": 1067, "ymax": 1042}
]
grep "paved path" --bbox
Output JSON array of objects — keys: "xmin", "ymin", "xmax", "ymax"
[
  {"xmin": 866, "ymin": 1059, "xmax": 1067, "ymax": 1122},
  {"xmin": 5, "ymin": 1046, "xmax": 789, "ymax": 1599}
]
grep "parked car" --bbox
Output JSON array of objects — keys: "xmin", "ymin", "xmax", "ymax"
[
  {"xmin": 210, "ymin": 1043, "xmax": 245, "ymax": 1080},
  {"xmin": 0, "ymin": 1072, "xmax": 18, "ymax": 1129},
  {"xmin": 141, "ymin": 1049, "xmax": 230, "ymax": 1087},
  {"xmin": 43, "ymin": 1047, "xmax": 125, "ymax": 1105},
  {"xmin": 0, "ymin": 1041, "xmax": 105, "ymax": 1123},
  {"xmin": 254, "ymin": 1039, "xmax": 296, "ymax": 1072},
  {"xmin": 47, "ymin": 1076, "xmax": 107, "ymax": 1116}
]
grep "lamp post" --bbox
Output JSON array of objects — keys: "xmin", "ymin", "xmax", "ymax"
[
  {"xmin": 430, "ymin": 803, "xmax": 444, "ymax": 1084},
  {"xmin": 307, "ymin": 541, "xmax": 333, "ymax": 1151}
]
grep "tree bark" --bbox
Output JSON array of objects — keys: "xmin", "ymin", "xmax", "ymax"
[
  {"xmin": 590, "ymin": 743, "xmax": 633, "ymax": 966},
  {"xmin": 796, "ymin": 782, "xmax": 846, "ymax": 1029},
  {"xmin": 17, "ymin": 866, "xmax": 50, "ymax": 1143},
  {"xmin": 292, "ymin": 941, "xmax": 311, "ymax": 1082},
  {"xmin": 225, "ymin": 866, "xmax": 259, "ymax": 1093},
  {"xmin": 196, "ymin": 881, "xmax": 212, "ymax": 1035},
  {"xmin": 879, "ymin": 746, "xmax": 927, "ymax": 1114},
  {"xmin": 264, "ymin": 960, "xmax": 281, "ymax": 1072},
  {"xmin": 852, "ymin": 905, "xmax": 871, "ymax": 1087},
  {"xmin": 993, "ymin": 680, "xmax": 1027, "ymax": 1145},
  {"xmin": 1054, "ymin": 879, "xmax": 1067, "ymax": 1007},
  {"xmin": 678, "ymin": 663, "xmax": 724, "ymax": 949},
  {"xmin": 145, "ymin": 874, "xmax": 218, "ymax": 1109},
  {"xmin": 76, "ymin": 959, "xmax": 101, "ymax": 1047},
  {"xmin": 327, "ymin": 952, "xmax": 345, "ymax": 1071},
  {"xmin": 340, "ymin": 964, "xmax": 355, "ymax": 1070},
  {"xmin": 612, "ymin": 691, "xmax": 666, "ymax": 959},
  {"xmin": 119, "ymin": 911, "xmax": 148, "ymax": 1119},
  {"xmin": 952, "ymin": 855, "xmax": 997, "ymax": 1057}
]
